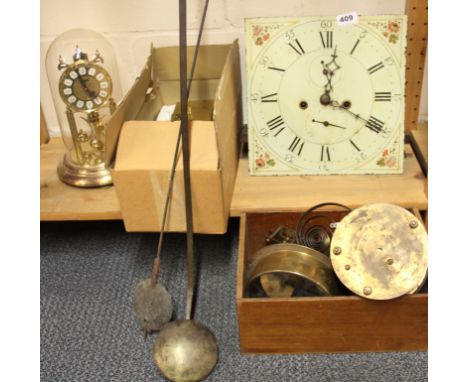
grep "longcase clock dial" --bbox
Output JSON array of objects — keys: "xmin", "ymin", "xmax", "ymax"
[{"xmin": 246, "ymin": 16, "xmax": 407, "ymax": 175}]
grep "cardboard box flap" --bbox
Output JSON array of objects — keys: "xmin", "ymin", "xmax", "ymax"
[
  {"xmin": 213, "ymin": 40, "xmax": 242, "ymax": 214},
  {"xmin": 152, "ymin": 44, "xmax": 231, "ymax": 82},
  {"xmin": 104, "ymin": 50, "xmax": 153, "ymax": 166},
  {"xmin": 157, "ymin": 79, "xmax": 220, "ymax": 104}
]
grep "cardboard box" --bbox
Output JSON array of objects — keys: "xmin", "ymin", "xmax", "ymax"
[{"xmin": 109, "ymin": 41, "xmax": 242, "ymax": 233}]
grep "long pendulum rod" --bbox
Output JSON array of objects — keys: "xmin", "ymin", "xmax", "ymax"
[
  {"xmin": 178, "ymin": 0, "xmax": 195, "ymax": 321},
  {"xmin": 151, "ymin": 0, "xmax": 210, "ymax": 321}
]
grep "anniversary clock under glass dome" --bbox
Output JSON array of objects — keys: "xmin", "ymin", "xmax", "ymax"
[{"xmin": 45, "ymin": 29, "xmax": 122, "ymax": 187}]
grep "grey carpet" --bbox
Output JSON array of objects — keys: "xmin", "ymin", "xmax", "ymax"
[{"xmin": 40, "ymin": 219, "xmax": 427, "ymax": 382}]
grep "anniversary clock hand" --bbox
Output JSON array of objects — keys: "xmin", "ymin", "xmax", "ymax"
[
  {"xmin": 312, "ymin": 118, "xmax": 347, "ymax": 129},
  {"xmin": 77, "ymin": 72, "xmax": 97, "ymax": 98}
]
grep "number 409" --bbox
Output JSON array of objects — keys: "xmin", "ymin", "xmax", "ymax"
[{"xmin": 339, "ymin": 15, "xmax": 353, "ymax": 23}]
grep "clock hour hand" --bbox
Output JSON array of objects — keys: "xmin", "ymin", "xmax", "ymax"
[
  {"xmin": 325, "ymin": 46, "xmax": 340, "ymax": 78},
  {"xmin": 321, "ymin": 61, "xmax": 333, "ymax": 94},
  {"xmin": 320, "ymin": 47, "xmax": 341, "ymax": 105},
  {"xmin": 312, "ymin": 118, "xmax": 347, "ymax": 130}
]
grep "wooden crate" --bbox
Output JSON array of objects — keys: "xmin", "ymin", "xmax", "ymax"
[{"xmin": 236, "ymin": 210, "xmax": 428, "ymax": 354}]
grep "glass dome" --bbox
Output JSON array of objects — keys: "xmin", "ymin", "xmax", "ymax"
[{"xmin": 45, "ymin": 29, "xmax": 122, "ymax": 187}]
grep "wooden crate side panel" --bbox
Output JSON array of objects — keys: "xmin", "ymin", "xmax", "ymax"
[
  {"xmin": 236, "ymin": 213, "xmax": 247, "ymax": 301},
  {"xmin": 238, "ymin": 295, "xmax": 427, "ymax": 354}
]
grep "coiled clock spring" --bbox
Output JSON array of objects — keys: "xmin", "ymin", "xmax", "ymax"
[{"xmin": 295, "ymin": 202, "xmax": 352, "ymax": 255}]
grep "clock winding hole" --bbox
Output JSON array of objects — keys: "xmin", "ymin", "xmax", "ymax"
[
  {"xmin": 299, "ymin": 100, "xmax": 308, "ymax": 110},
  {"xmin": 342, "ymin": 100, "xmax": 352, "ymax": 109}
]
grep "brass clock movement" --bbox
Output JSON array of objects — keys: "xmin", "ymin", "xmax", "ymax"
[
  {"xmin": 246, "ymin": 16, "xmax": 407, "ymax": 175},
  {"xmin": 56, "ymin": 46, "xmax": 116, "ymax": 187}
]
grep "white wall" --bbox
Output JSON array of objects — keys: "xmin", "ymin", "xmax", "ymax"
[{"xmin": 40, "ymin": 0, "xmax": 428, "ymax": 135}]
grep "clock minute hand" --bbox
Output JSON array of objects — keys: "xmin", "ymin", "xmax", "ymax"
[{"xmin": 330, "ymin": 100, "xmax": 368, "ymax": 124}]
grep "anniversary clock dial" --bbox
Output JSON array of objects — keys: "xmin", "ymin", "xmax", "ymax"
[
  {"xmin": 59, "ymin": 61, "xmax": 113, "ymax": 113},
  {"xmin": 246, "ymin": 16, "xmax": 407, "ymax": 175}
]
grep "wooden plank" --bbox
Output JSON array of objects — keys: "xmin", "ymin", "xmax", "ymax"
[
  {"xmin": 405, "ymin": 0, "xmax": 428, "ymax": 131},
  {"xmin": 41, "ymin": 138, "xmax": 122, "ymax": 221},
  {"xmin": 42, "ymin": 135, "xmax": 428, "ymax": 222},
  {"xmin": 230, "ymin": 144, "xmax": 428, "ymax": 216},
  {"xmin": 40, "ymin": 105, "xmax": 49, "ymax": 145}
]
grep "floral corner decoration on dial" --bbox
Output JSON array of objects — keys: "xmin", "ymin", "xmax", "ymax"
[
  {"xmin": 369, "ymin": 19, "xmax": 401, "ymax": 44},
  {"xmin": 255, "ymin": 152, "xmax": 276, "ymax": 170},
  {"xmin": 376, "ymin": 147, "xmax": 398, "ymax": 168},
  {"xmin": 252, "ymin": 25, "xmax": 271, "ymax": 46}
]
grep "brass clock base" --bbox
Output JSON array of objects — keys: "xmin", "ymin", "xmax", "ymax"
[{"xmin": 57, "ymin": 154, "xmax": 112, "ymax": 188}]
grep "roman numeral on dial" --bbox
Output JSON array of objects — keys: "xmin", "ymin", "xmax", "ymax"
[
  {"xmin": 350, "ymin": 39, "xmax": 360, "ymax": 55},
  {"xmin": 266, "ymin": 115, "xmax": 286, "ymax": 136},
  {"xmin": 350, "ymin": 139, "xmax": 360, "ymax": 151},
  {"xmin": 266, "ymin": 115, "xmax": 284, "ymax": 129},
  {"xmin": 261, "ymin": 93, "xmax": 278, "ymax": 103},
  {"xmin": 374, "ymin": 92, "xmax": 392, "ymax": 101},
  {"xmin": 289, "ymin": 136, "xmax": 304, "ymax": 155},
  {"xmin": 368, "ymin": 62, "xmax": 384, "ymax": 74},
  {"xmin": 365, "ymin": 116, "xmax": 385, "ymax": 133},
  {"xmin": 288, "ymin": 38, "xmax": 305, "ymax": 56},
  {"xmin": 320, "ymin": 31, "xmax": 333, "ymax": 48},
  {"xmin": 268, "ymin": 66, "xmax": 285, "ymax": 72},
  {"xmin": 320, "ymin": 145, "xmax": 331, "ymax": 161}
]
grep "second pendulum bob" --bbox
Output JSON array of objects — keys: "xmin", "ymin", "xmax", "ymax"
[
  {"xmin": 134, "ymin": 278, "xmax": 173, "ymax": 334},
  {"xmin": 134, "ymin": 279, "xmax": 172, "ymax": 332}
]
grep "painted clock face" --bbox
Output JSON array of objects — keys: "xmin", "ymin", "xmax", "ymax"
[
  {"xmin": 59, "ymin": 61, "xmax": 113, "ymax": 112},
  {"xmin": 246, "ymin": 16, "xmax": 407, "ymax": 175}
]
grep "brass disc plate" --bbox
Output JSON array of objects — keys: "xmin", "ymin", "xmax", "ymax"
[{"xmin": 330, "ymin": 203, "xmax": 428, "ymax": 300}]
